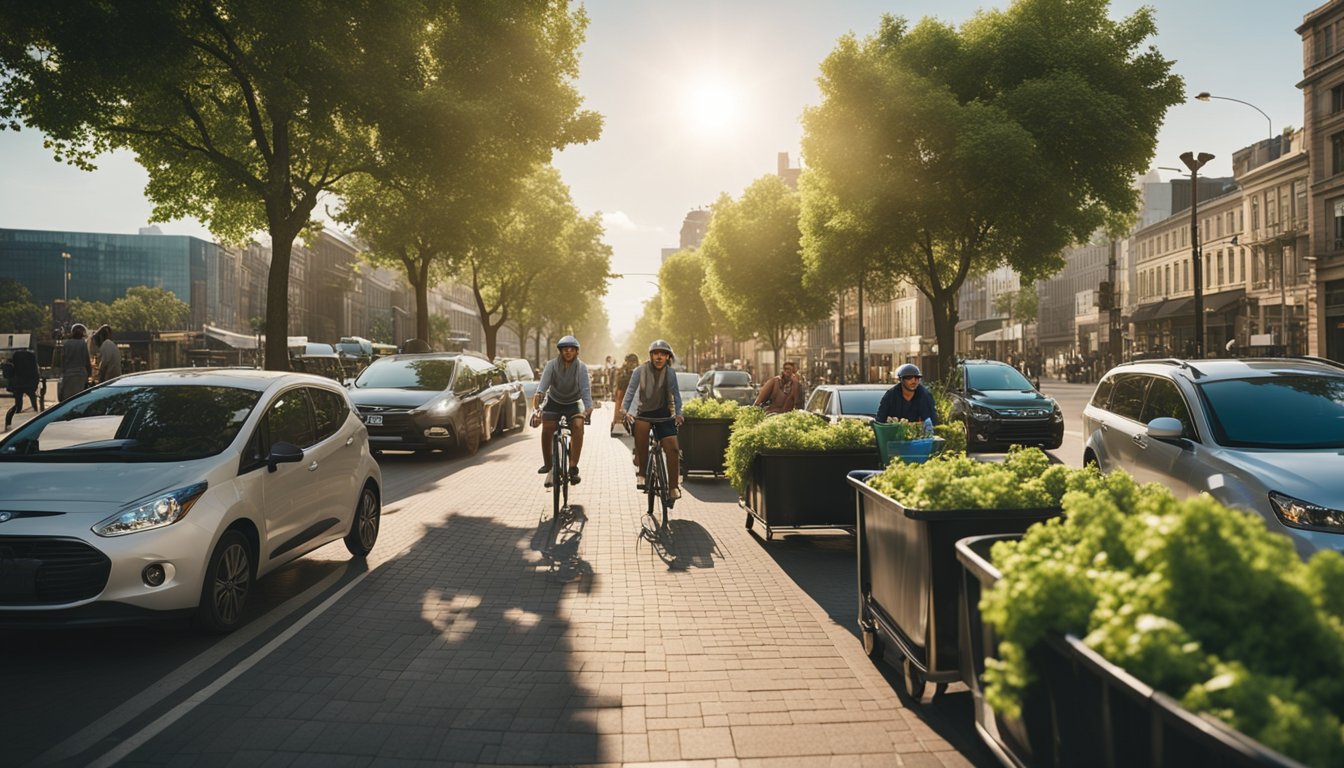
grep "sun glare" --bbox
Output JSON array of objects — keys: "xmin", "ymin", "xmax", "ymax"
[{"xmin": 684, "ymin": 78, "xmax": 742, "ymax": 138}]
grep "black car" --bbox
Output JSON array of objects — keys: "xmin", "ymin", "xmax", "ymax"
[
  {"xmin": 946, "ymin": 359, "xmax": 1064, "ymax": 452},
  {"xmin": 348, "ymin": 353, "xmax": 521, "ymax": 456}
]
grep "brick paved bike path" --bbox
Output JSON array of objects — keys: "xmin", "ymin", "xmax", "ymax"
[{"xmin": 119, "ymin": 406, "xmax": 977, "ymax": 767}]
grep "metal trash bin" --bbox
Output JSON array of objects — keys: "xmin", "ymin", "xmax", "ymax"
[{"xmin": 849, "ymin": 471, "xmax": 1059, "ymax": 702}]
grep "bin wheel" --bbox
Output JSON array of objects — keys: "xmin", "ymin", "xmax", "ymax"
[
  {"xmin": 744, "ymin": 512, "xmax": 754, "ymax": 530},
  {"xmin": 902, "ymin": 657, "xmax": 927, "ymax": 702},
  {"xmin": 861, "ymin": 625, "xmax": 883, "ymax": 661}
]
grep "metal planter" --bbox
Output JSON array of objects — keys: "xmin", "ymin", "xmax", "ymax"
[
  {"xmin": 678, "ymin": 417, "xmax": 732, "ymax": 477},
  {"xmin": 741, "ymin": 448, "xmax": 881, "ymax": 540},
  {"xmin": 849, "ymin": 472, "xmax": 1059, "ymax": 702}
]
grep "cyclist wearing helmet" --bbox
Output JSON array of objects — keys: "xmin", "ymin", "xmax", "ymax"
[
  {"xmin": 533, "ymin": 335, "xmax": 593, "ymax": 486},
  {"xmin": 876, "ymin": 363, "xmax": 937, "ymax": 425},
  {"xmin": 621, "ymin": 340, "xmax": 684, "ymax": 498}
]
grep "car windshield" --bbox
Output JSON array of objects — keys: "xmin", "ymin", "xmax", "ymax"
[
  {"xmin": 677, "ymin": 372, "xmax": 699, "ymax": 389},
  {"xmin": 0, "ymin": 384, "xmax": 260, "ymax": 462},
  {"xmin": 714, "ymin": 371, "xmax": 751, "ymax": 386},
  {"xmin": 1199, "ymin": 374, "xmax": 1344, "ymax": 449},
  {"xmin": 967, "ymin": 365, "xmax": 1033, "ymax": 391},
  {"xmin": 353, "ymin": 358, "xmax": 455, "ymax": 391},
  {"xmin": 837, "ymin": 390, "xmax": 884, "ymax": 416}
]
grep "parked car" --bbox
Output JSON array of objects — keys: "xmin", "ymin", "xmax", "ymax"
[
  {"xmin": 290, "ymin": 352, "xmax": 346, "ymax": 383},
  {"xmin": 497, "ymin": 357, "xmax": 538, "ymax": 424},
  {"xmin": 1082, "ymin": 357, "xmax": 1344, "ymax": 558},
  {"xmin": 697, "ymin": 369, "xmax": 757, "ymax": 405},
  {"xmin": 676, "ymin": 371, "xmax": 701, "ymax": 405},
  {"xmin": 0, "ymin": 369, "xmax": 382, "ymax": 632},
  {"xmin": 349, "ymin": 352, "xmax": 520, "ymax": 456},
  {"xmin": 946, "ymin": 359, "xmax": 1064, "ymax": 451},
  {"xmin": 335, "ymin": 336, "xmax": 374, "ymax": 378},
  {"xmin": 804, "ymin": 383, "xmax": 888, "ymax": 422}
]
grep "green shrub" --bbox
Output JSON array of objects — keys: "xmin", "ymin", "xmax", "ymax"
[
  {"xmin": 682, "ymin": 398, "xmax": 741, "ymax": 419},
  {"xmin": 724, "ymin": 409, "xmax": 873, "ymax": 494},
  {"xmin": 866, "ymin": 446, "xmax": 1070, "ymax": 511},
  {"xmin": 982, "ymin": 478, "xmax": 1344, "ymax": 765}
]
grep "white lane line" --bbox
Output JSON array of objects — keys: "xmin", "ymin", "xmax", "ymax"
[
  {"xmin": 23, "ymin": 565, "xmax": 351, "ymax": 768},
  {"xmin": 84, "ymin": 570, "xmax": 370, "ymax": 768}
]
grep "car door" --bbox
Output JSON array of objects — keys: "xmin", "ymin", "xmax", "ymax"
[
  {"xmin": 1097, "ymin": 373, "xmax": 1151, "ymax": 474},
  {"xmin": 1131, "ymin": 377, "xmax": 1200, "ymax": 495},
  {"xmin": 452, "ymin": 364, "xmax": 485, "ymax": 445},
  {"xmin": 248, "ymin": 387, "xmax": 320, "ymax": 564},
  {"xmin": 308, "ymin": 386, "xmax": 362, "ymax": 527},
  {"xmin": 806, "ymin": 388, "xmax": 831, "ymax": 419}
]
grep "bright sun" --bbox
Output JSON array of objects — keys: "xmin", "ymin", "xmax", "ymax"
[{"xmin": 684, "ymin": 79, "xmax": 742, "ymax": 137}]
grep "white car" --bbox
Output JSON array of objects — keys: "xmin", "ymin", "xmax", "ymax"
[{"xmin": 0, "ymin": 369, "xmax": 382, "ymax": 632}]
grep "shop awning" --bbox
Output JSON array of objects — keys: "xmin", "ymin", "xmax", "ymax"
[
  {"xmin": 1203, "ymin": 288, "xmax": 1246, "ymax": 314},
  {"xmin": 202, "ymin": 324, "xmax": 308, "ymax": 350},
  {"xmin": 1154, "ymin": 297, "xmax": 1194, "ymax": 320},
  {"xmin": 955, "ymin": 319, "xmax": 977, "ymax": 332},
  {"xmin": 973, "ymin": 323, "xmax": 1023, "ymax": 343},
  {"xmin": 1129, "ymin": 301, "xmax": 1165, "ymax": 322}
]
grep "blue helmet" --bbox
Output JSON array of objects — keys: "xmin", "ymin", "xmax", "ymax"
[{"xmin": 557, "ymin": 335, "xmax": 580, "ymax": 350}]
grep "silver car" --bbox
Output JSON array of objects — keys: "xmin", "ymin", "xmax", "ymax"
[
  {"xmin": 1082, "ymin": 357, "xmax": 1344, "ymax": 558},
  {"xmin": 804, "ymin": 384, "xmax": 888, "ymax": 422}
]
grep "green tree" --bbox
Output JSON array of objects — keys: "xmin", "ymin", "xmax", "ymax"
[
  {"xmin": 0, "ymin": 1, "xmax": 598, "ymax": 370},
  {"xmin": 801, "ymin": 1, "xmax": 1182, "ymax": 375},
  {"xmin": 0, "ymin": 278, "xmax": 48, "ymax": 334},
  {"xmin": 701, "ymin": 175, "xmax": 832, "ymax": 369},
  {"xmin": 658, "ymin": 250, "xmax": 717, "ymax": 369},
  {"xmin": 112, "ymin": 286, "xmax": 191, "ymax": 331},
  {"xmin": 628, "ymin": 295, "xmax": 665, "ymax": 356}
]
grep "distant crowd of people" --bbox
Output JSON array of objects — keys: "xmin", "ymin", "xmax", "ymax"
[{"xmin": 2, "ymin": 321, "xmax": 123, "ymax": 430}]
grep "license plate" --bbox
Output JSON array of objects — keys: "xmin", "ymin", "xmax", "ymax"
[{"xmin": 365, "ymin": 414, "xmax": 383, "ymax": 426}]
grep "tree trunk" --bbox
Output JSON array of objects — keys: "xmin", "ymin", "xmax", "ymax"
[
  {"xmin": 263, "ymin": 233, "xmax": 293, "ymax": 370},
  {"xmin": 930, "ymin": 288, "xmax": 959, "ymax": 384}
]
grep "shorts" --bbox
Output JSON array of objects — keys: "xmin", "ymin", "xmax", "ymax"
[
  {"xmin": 636, "ymin": 409, "xmax": 678, "ymax": 440},
  {"xmin": 541, "ymin": 400, "xmax": 584, "ymax": 422}
]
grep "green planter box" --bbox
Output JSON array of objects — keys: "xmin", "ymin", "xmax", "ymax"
[
  {"xmin": 742, "ymin": 447, "xmax": 881, "ymax": 540},
  {"xmin": 679, "ymin": 417, "xmax": 732, "ymax": 477}
]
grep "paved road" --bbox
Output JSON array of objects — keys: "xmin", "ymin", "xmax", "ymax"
[{"xmin": 6, "ymin": 404, "xmax": 1003, "ymax": 767}]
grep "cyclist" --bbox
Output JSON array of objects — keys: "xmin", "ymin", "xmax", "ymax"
[
  {"xmin": 875, "ymin": 363, "xmax": 937, "ymax": 425},
  {"xmin": 533, "ymin": 335, "xmax": 593, "ymax": 486},
  {"xmin": 621, "ymin": 339, "xmax": 684, "ymax": 499}
]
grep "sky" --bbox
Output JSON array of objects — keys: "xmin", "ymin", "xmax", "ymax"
[{"xmin": 0, "ymin": 0, "xmax": 1324, "ymax": 342}]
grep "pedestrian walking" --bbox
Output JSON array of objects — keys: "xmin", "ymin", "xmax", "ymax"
[
  {"xmin": 58, "ymin": 323, "xmax": 92, "ymax": 402},
  {"xmin": 3, "ymin": 345, "xmax": 40, "ymax": 430},
  {"xmin": 94, "ymin": 324, "xmax": 122, "ymax": 382}
]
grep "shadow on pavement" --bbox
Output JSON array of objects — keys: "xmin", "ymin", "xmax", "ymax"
[{"xmin": 637, "ymin": 517, "xmax": 721, "ymax": 572}]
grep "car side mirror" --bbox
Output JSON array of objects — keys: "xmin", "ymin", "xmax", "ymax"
[
  {"xmin": 267, "ymin": 441, "xmax": 304, "ymax": 472},
  {"xmin": 1146, "ymin": 417, "xmax": 1184, "ymax": 441}
]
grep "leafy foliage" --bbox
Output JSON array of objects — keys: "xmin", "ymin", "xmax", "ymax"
[
  {"xmin": 682, "ymin": 398, "xmax": 741, "ymax": 420},
  {"xmin": 866, "ymin": 446, "xmax": 1070, "ymax": 511},
  {"xmin": 725, "ymin": 409, "xmax": 874, "ymax": 494},
  {"xmin": 0, "ymin": 278, "xmax": 47, "ymax": 334},
  {"xmin": 69, "ymin": 286, "xmax": 189, "ymax": 331},
  {"xmin": 982, "ymin": 474, "xmax": 1344, "ymax": 765}
]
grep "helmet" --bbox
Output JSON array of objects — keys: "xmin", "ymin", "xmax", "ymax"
[
  {"xmin": 556, "ymin": 335, "xmax": 580, "ymax": 350},
  {"xmin": 625, "ymin": 353, "xmax": 639, "ymax": 364},
  {"xmin": 896, "ymin": 363, "xmax": 922, "ymax": 379},
  {"xmin": 648, "ymin": 339, "xmax": 674, "ymax": 361},
  {"xmin": 70, "ymin": 323, "xmax": 87, "ymax": 338}
]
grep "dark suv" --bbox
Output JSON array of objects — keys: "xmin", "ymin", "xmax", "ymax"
[
  {"xmin": 946, "ymin": 359, "xmax": 1064, "ymax": 451},
  {"xmin": 348, "ymin": 353, "xmax": 520, "ymax": 456}
]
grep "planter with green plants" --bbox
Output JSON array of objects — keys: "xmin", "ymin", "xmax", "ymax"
[
  {"xmin": 726, "ymin": 409, "xmax": 879, "ymax": 539},
  {"xmin": 678, "ymin": 398, "xmax": 740, "ymax": 477},
  {"xmin": 957, "ymin": 469, "xmax": 1341, "ymax": 767},
  {"xmin": 849, "ymin": 447, "xmax": 1072, "ymax": 701}
]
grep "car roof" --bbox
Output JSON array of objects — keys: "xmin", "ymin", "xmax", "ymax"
[
  {"xmin": 104, "ymin": 368, "xmax": 329, "ymax": 391},
  {"xmin": 1105, "ymin": 356, "xmax": 1344, "ymax": 383}
]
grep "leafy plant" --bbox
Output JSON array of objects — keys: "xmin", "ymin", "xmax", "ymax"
[
  {"xmin": 866, "ymin": 446, "xmax": 1070, "ymax": 511},
  {"xmin": 683, "ymin": 398, "xmax": 742, "ymax": 420},
  {"xmin": 982, "ymin": 475, "xmax": 1344, "ymax": 766},
  {"xmin": 725, "ymin": 409, "xmax": 873, "ymax": 494}
]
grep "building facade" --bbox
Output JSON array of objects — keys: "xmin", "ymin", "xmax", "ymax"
[{"xmin": 1299, "ymin": 1, "xmax": 1344, "ymax": 360}]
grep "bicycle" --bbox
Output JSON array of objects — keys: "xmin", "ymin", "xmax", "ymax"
[
  {"xmin": 630, "ymin": 415, "xmax": 677, "ymax": 535},
  {"xmin": 541, "ymin": 410, "xmax": 575, "ymax": 551}
]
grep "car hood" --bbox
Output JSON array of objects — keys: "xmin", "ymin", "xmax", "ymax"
[
  {"xmin": 968, "ymin": 389, "xmax": 1053, "ymax": 408},
  {"xmin": 1218, "ymin": 448, "xmax": 1344, "ymax": 503},
  {"xmin": 348, "ymin": 388, "xmax": 443, "ymax": 408},
  {"xmin": 0, "ymin": 462, "xmax": 205, "ymax": 507}
]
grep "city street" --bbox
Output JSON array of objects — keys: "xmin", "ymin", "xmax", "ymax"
[{"xmin": 0, "ymin": 390, "xmax": 1108, "ymax": 768}]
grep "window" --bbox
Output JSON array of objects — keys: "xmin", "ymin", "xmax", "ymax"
[
  {"xmin": 1205, "ymin": 254, "xmax": 1211, "ymax": 288},
  {"xmin": 1251, "ymin": 197, "xmax": 1260, "ymax": 231},
  {"xmin": 1294, "ymin": 180, "xmax": 1307, "ymax": 228},
  {"xmin": 1090, "ymin": 376, "xmax": 1115, "ymax": 408},
  {"xmin": 1141, "ymin": 378, "xmax": 1196, "ymax": 440},
  {"xmin": 1217, "ymin": 253, "xmax": 1225, "ymax": 287},
  {"xmin": 262, "ymin": 389, "xmax": 315, "ymax": 452},
  {"xmin": 1334, "ymin": 199, "xmax": 1344, "ymax": 250},
  {"xmin": 1108, "ymin": 375, "xmax": 1149, "ymax": 422},
  {"xmin": 310, "ymin": 388, "xmax": 349, "ymax": 442},
  {"xmin": 452, "ymin": 367, "xmax": 478, "ymax": 397},
  {"xmin": 1333, "ymin": 84, "xmax": 1344, "ymax": 113},
  {"xmin": 1333, "ymin": 132, "xmax": 1344, "ymax": 175}
]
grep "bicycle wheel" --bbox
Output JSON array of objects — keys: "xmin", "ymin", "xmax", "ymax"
[
  {"xmin": 645, "ymin": 444, "xmax": 659, "ymax": 519},
  {"xmin": 552, "ymin": 428, "xmax": 568, "ymax": 521},
  {"xmin": 653, "ymin": 445, "xmax": 670, "ymax": 530},
  {"xmin": 558, "ymin": 431, "xmax": 570, "ymax": 510}
]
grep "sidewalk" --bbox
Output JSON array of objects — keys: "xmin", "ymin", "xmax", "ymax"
[{"xmin": 119, "ymin": 405, "xmax": 980, "ymax": 766}]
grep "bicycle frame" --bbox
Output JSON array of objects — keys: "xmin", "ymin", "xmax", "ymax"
[{"xmin": 633, "ymin": 415, "xmax": 676, "ymax": 531}]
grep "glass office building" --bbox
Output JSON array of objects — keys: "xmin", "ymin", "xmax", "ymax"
[{"xmin": 0, "ymin": 227, "xmax": 239, "ymax": 331}]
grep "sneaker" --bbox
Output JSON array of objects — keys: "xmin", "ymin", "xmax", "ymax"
[
  {"xmin": 569, "ymin": 466, "xmax": 581, "ymax": 485},
  {"xmin": 537, "ymin": 464, "xmax": 551, "ymax": 474},
  {"xmin": 671, "ymin": 487, "xmax": 682, "ymax": 500},
  {"xmin": 544, "ymin": 470, "xmax": 554, "ymax": 488},
  {"xmin": 635, "ymin": 473, "xmax": 646, "ymax": 490}
]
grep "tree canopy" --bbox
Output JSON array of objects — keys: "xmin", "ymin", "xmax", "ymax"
[
  {"xmin": 69, "ymin": 286, "xmax": 189, "ymax": 332},
  {"xmin": 0, "ymin": 279, "xmax": 47, "ymax": 335},
  {"xmin": 801, "ymin": 0, "xmax": 1183, "ymax": 374},
  {"xmin": 700, "ymin": 175, "xmax": 832, "ymax": 368},
  {"xmin": 0, "ymin": 1, "xmax": 598, "ymax": 369},
  {"xmin": 658, "ymin": 250, "xmax": 717, "ymax": 368}
]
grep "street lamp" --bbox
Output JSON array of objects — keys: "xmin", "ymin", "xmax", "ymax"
[
  {"xmin": 1195, "ymin": 92, "xmax": 1273, "ymax": 141},
  {"xmin": 1180, "ymin": 151, "xmax": 1215, "ymax": 359}
]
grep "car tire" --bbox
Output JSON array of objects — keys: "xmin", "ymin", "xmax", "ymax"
[
  {"xmin": 344, "ymin": 484, "xmax": 380, "ymax": 557},
  {"xmin": 459, "ymin": 420, "xmax": 481, "ymax": 455},
  {"xmin": 195, "ymin": 530, "xmax": 253, "ymax": 634}
]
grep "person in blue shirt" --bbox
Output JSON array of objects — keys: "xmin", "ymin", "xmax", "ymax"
[
  {"xmin": 533, "ymin": 335, "xmax": 593, "ymax": 486},
  {"xmin": 875, "ymin": 363, "xmax": 937, "ymax": 426}
]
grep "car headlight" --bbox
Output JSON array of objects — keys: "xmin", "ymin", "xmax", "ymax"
[
  {"xmin": 1052, "ymin": 406, "xmax": 1064, "ymax": 422},
  {"xmin": 411, "ymin": 396, "xmax": 453, "ymax": 416},
  {"xmin": 93, "ymin": 482, "xmax": 208, "ymax": 537},
  {"xmin": 1269, "ymin": 491, "xmax": 1344, "ymax": 532},
  {"xmin": 969, "ymin": 404, "xmax": 996, "ymax": 422}
]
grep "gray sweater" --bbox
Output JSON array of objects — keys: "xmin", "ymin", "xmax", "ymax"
[{"xmin": 537, "ymin": 357, "xmax": 592, "ymax": 409}]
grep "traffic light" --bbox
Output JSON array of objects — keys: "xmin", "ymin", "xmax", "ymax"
[{"xmin": 1097, "ymin": 281, "xmax": 1114, "ymax": 311}]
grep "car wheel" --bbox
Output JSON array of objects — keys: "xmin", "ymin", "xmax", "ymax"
[
  {"xmin": 1083, "ymin": 449, "xmax": 1099, "ymax": 469},
  {"xmin": 195, "ymin": 530, "xmax": 252, "ymax": 634},
  {"xmin": 344, "ymin": 484, "xmax": 380, "ymax": 557},
  {"xmin": 459, "ymin": 420, "xmax": 481, "ymax": 455}
]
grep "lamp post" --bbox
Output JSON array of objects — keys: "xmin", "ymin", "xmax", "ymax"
[
  {"xmin": 1195, "ymin": 92, "xmax": 1272, "ymax": 142},
  {"xmin": 1180, "ymin": 151, "xmax": 1215, "ymax": 359}
]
